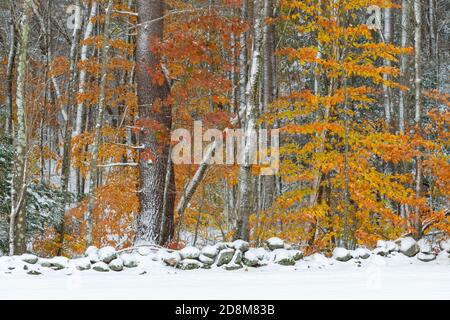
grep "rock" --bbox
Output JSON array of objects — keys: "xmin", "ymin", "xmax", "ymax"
[
  {"xmin": 73, "ymin": 258, "xmax": 91, "ymax": 271},
  {"xmin": 121, "ymin": 253, "xmax": 139, "ymax": 268},
  {"xmin": 290, "ymin": 250, "xmax": 303, "ymax": 261},
  {"xmin": 198, "ymin": 254, "xmax": 215, "ymax": 265},
  {"xmin": 373, "ymin": 247, "xmax": 389, "ymax": 257},
  {"xmin": 215, "ymin": 243, "xmax": 229, "ymax": 251},
  {"xmin": 243, "ymin": 250, "xmax": 261, "ymax": 267},
  {"xmin": 352, "ymin": 248, "xmax": 371, "ymax": 259},
  {"xmin": 163, "ymin": 251, "xmax": 181, "ymax": 267},
  {"xmin": 109, "ymin": 258, "xmax": 124, "ymax": 272},
  {"xmin": 398, "ymin": 237, "xmax": 420, "ymax": 257},
  {"xmin": 376, "ymin": 240, "xmax": 386, "ymax": 248},
  {"xmin": 40, "ymin": 257, "xmax": 69, "ymax": 270},
  {"xmin": 253, "ymin": 248, "xmax": 270, "ymax": 261},
  {"xmin": 98, "ymin": 246, "xmax": 117, "ymax": 264},
  {"xmin": 418, "ymin": 239, "xmax": 432, "ymax": 254},
  {"xmin": 273, "ymin": 250, "xmax": 296, "ymax": 266},
  {"xmin": 332, "ymin": 247, "xmax": 352, "ymax": 262},
  {"xmin": 179, "ymin": 246, "xmax": 201, "ymax": 260},
  {"xmin": 417, "ymin": 253, "xmax": 436, "ymax": 262},
  {"xmin": 138, "ymin": 247, "xmax": 152, "ymax": 256},
  {"xmin": 216, "ymin": 248, "xmax": 235, "ymax": 267},
  {"xmin": 85, "ymin": 246, "xmax": 98, "ymax": 256},
  {"xmin": 440, "ymin": 239, "xmax": 450, "ymax": 253},
  {"xmin": 232, "ymin": 240, "xmax": 250, "ymax": 253},
  {"xmin": 27, "ymin": 268, "xmax": 42, "ymax": 275},
  {"xmin": 224, "ymin": 263, "xmax": 243, "ymax": 271},
  {"xmin": 201, "ymin": 245, "xmax": 219, "ymax": 258},
  {"xmin": 385, "ymin": 241, "xmax": 399, "ymax": 252},
  {"xmin": 266, "ymin": 237, "xmax": 284, "ymax": 251},
  {"xmin": 85, "ymin": 246, "xmax": 100, "ymax": 263},
  {"xmin": 92, "ymin": 262, "xmax": 110, "ymax": 272},
  {"xmin": 21, "ymin": 254, "xmax": 38, "ymax": 264},
  {"xmin": 176, "ymin": 259, "xmax": 203, "ymax": 270},
  {"xmin": 230, "ymin": 250, "xmax": 243, "ymax": 265}
]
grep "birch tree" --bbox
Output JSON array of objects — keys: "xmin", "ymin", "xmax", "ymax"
[
  {"xmin": 9, "ymin": 0, "xmax": 31, "ymax": 255},
  {"xmin": 85, "ymin": 0, "xmax": 113, "ymax": 247}
]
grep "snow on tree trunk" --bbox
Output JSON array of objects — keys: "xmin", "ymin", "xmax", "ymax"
[
  {"xmin": 85, "ymin": 0, "xmax": 113, "ymax": 248},
  {"xmin": 236, "ymin": 0, "xmax": 264, "ymax": 241},
  {"xmin": 134, "ymin": 0, "xmax": 173, "ymax": 245},
  {"xmin": 10, "ymin": 0, "xmax": 32, "ymax": 255}
]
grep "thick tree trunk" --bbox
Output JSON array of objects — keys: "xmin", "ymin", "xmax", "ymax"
[
  {"xmin": 236, "ymin": 0, "xmax": 264, "ymax": 241},
  {"xmin": 134, "ymin": 0, "xmax": 173, "ymax": 245}
]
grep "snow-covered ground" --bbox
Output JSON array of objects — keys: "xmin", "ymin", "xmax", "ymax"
[{"xmin": 1, "ymin": 251, "xmax": 449, "ymax": 300}]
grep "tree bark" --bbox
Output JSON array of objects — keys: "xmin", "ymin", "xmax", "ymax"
[
  {"xmin": 399, "ymin": 0, "xmax": 409, "ymax": 134},
  {"xmin": 134, "ymin": 0, "xmax": 173, "ymax": 245},
  {"xmin": 85, "ymin": 0, "xmax": 113, "ymax": 248},
  {"xmin": 236, "ymin": 0, "xmax": 264, "ymax": 241},
  {"xmin": 9, "ymin": 0, "xmax": 32, "ymax": 255}
]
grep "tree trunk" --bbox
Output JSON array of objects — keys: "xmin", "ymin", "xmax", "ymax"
[
  {"xmin": 236, "ymin": 0, "xmax": 264, "ymax": 241},
  {"xmin": 5, "ymin": 1, "xmax": 16, "ymax": 136},
  {"xmin": 414, "ymin": 0, "xmax": 423, "ymax": 238},
  {"xmin": 134, "ymin": 0, "xmax": 173, "ymax": 245},
  {"xmin": 383, "ymin": 7, "xmax": 392, "ymax": 125},
  {"xmin": 9, "ymin": 0, "xmax": 32, "ymax": 255},
  {"xmin": 261, "ymin": 0, "xmax": 276, "ymax": 212},
  {"xmin": 85, "ymin": 0, "xmax": 113, "ymax": 248},
  {"xmin": 399, "ymin": 0, "xmax": 409, "ymax": 134}
]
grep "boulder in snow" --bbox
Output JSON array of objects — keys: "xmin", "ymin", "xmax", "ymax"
[
  {"xmin": 332, "ymin": 247, "xmax": 352, "ymax": 262},
  {"xmin": 439, "ymin": 239, "xmax": 450, "ymax": 253},
  {"xmin": 417, "ymin": 239, "xmax": 432, "ymax": 254},
  {"xmin": 179, "ymin": 246, "xmax": 201, "ymax": 260},
  {"xmin": 290, "ymin": 250, "xmax": 303, "ymax": 261},
  {"xmin": 40, "ymin": 257, "xmax": 69, "ymax": 270},
  {"xmin": 265, "ymin": 237, "xmax": 284, "ymax": 251},
  {"xmin": 273, "ymin": 249, "xmax": 296, "ymax": 266},
  {"xmin": 121, "ymin": 253, "xmax": 139, "ymax": 268},
  {"xmin": 73, "ymin": 258, "xmax": 91, "ymax": 271},
  {"xmin": 176, "ymin": 259, "xmax": 203, "ymax": 270},
  {"xmin": 27, "ymin": 268, "xmax": 42, "ymax": 275},
  {"xmin": 232, "ymin": 240, "xmax": 250, "ymax": 253},
  {"xmin": 21, "ymin": 254, "xmax": 38, "ymax": 265},
  {"xmin": 109, "ymin": 258, "xmax": 124, "ymax": 272},
  {"xmin": 98, "ymin": 246, "xmax": 117, "ymax": 264},
  {"xmin": 398, "ymin": 237, "xmax": 420, "ymax": 257},
  {"xmin": 92, "ymin": 261, "xmax": 109, "ymax": 272},
  {"xmin": 163, "ymin": 251, "xmax": 182, "ymax": 267},
  {"xmin": 137, "ymin": 246, "xmax": 152, "ymax": 256},
  {"xmin": 201, "ymin": 245, "xmax": 219, "ymax": 258},
  {"xmin": 417, "ymin": 253, "xmax": 436, "ymax": 262},
  {"xmin": 198, "ymin": 254, "xmax": 215, "ymax": 265},
  {"xmin": 243, "ymin": 250, "xmax": 261, "ymax": 267},
  {"xmin": 385, "ymin": 241, "xmax": 399, "ymax": 252},
  {"xmin": 352, "ymin": 248, "xmax": 371, "ymax": 259},
  {"xmin": 216, "ymin": 248, "xmax": 235, "ymax": 267},
  {"xmin": 85, "ymin": 246, "xmax": 98, "ymax": 257}
]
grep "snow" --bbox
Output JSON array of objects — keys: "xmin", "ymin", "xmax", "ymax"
[
  {"xmin": 399, "ymin": 237, "xmax": 417, "ymax": 252},
  {"xmin": 1, "ymin": 252, "xmax": 449, "ymax": 299},
  {"xmin": 266, "ymin": 237, "xmax": 284, "ymax": 249},
  {"xmin": 179, "ymin": 246, "xmax": 201, "ymax": 259},
  {"xmin": 440, "ymin": 239, "xmax": 450, "ymax": 253}
]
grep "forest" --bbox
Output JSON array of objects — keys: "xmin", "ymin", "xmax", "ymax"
[{"xmin": 0, "ymin": 0, "xmax": 448, "ymax": 259}]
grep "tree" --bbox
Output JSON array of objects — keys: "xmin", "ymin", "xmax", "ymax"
[{"xmin": 134, "ymin": 0, "xmax": 174, "ymax": 245}]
